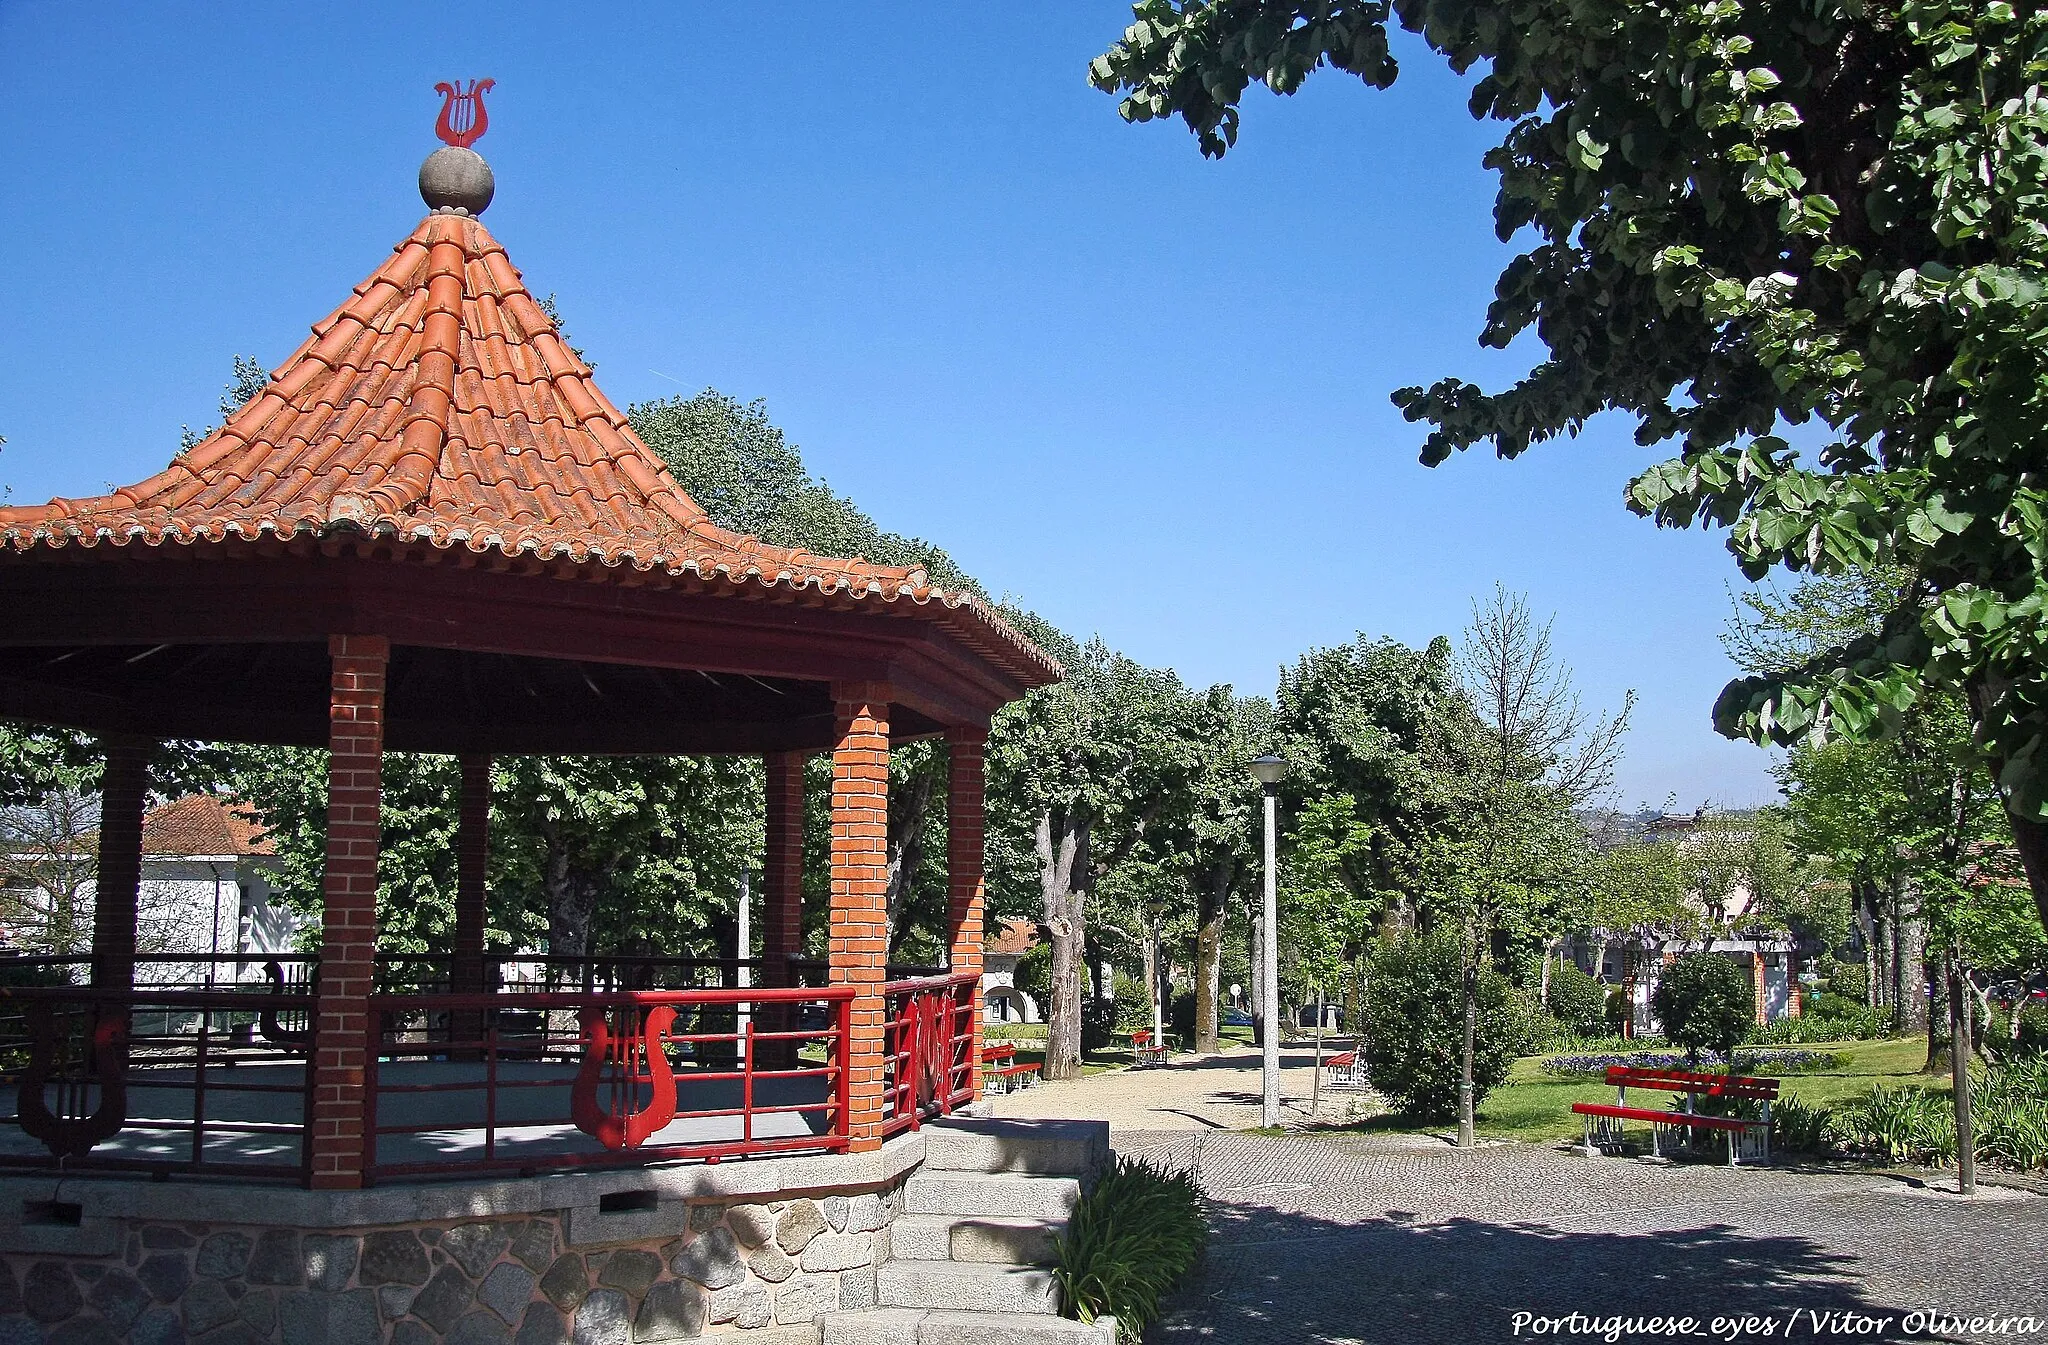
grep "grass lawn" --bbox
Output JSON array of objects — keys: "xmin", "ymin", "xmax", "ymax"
[{"xmin": 1336, "ymin": 1037, "xmax": 1942, "ymax": 1144}]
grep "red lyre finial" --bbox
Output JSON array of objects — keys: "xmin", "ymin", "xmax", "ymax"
[{"xmin": 434, "ymin": 78, "xmax": 495, "ymax": 149}]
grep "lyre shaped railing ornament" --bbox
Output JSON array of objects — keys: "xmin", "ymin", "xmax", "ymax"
[
  {"xmin": 15, "ymin": 1000, "xmax": 129, "ymax": 1159},
  {"xmin": 260, "ymin": 959, "xmax": 313, "ymax": 1051},
  {"xmin": 895, "ymin": 989, "xmax": 955, "ymax": 1120},
  {"xmin": 434, "ymin": 78, "xmax": 495, "ymax": 149},
  {"xmin": 571, "ymin": 1003, "xmax": 679, "ymax": 1150}
]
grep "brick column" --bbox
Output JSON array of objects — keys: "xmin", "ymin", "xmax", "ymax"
[
  {"xmin": 452, "ymin": 755, "xmax": 491, "ymax": 995},
  {"xmin": 828, "ymin": 683, "xmax": 890, "ymax": 1150},
  {"xmin": 90, "ymin": 736, "xmax": 153, "ymax": 989},
  {"xmin": 1754, "ymin": 951, "xmax": 1769, "ymax": 1026},
  {"xmin": 759, "ymin": 751, "xmax": 807, "ymax": 1069},
  {"xmin": 946, "ymin": 725, "xmax": 988, "ymax": 1099},
  {"xmin": 762, "ymin": 752, "xmax": 807, "ymax": 987},
  {"xmin": 310, "ymin": 634, "xmax": 388, "ymax": 1189}
]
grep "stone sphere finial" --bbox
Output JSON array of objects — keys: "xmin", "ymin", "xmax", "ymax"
[{"xmin": 420, "ymin": 146, "xmax": 494, "ymax": 216}]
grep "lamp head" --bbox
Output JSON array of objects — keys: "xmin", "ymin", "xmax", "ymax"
[{"xmin": 1250, "ymin": 754, "xmax": 1288, "ymax": 788}]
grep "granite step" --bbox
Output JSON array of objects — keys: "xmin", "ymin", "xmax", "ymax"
[
  {"xmin": 920, "ymin": 1118, "xmax": 1108, "ymax": 1177},
  {"xmin": 902, "ymin": 1172, "xmax": 1080, "ymax": 1221},
  {"xmin": 891, "ymin": 1213, "xmax": 1063, "ymax": 1264},
  {"xmin": 877, "ymin": 1260, "xmax": 1060, "ymax": 1315},
  {"xmin": 820, "ymin": 1308, "xmax": 1116, "ymax": 1345}
]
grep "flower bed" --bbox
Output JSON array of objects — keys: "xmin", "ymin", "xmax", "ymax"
[{"xmin": 1541, "ymin": 1047, "xmax": 1844, "ymax": 1077}]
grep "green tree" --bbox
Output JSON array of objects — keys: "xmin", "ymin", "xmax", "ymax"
[
  {"xmin": 1440, "ymin": 587, "xmax": 1629, "ymax": 1144},
  {"xmin": 1361, "ymin": 929, "xmax": 1521, "ymax": 1120},
  {"xmin": 1651, "ymin": 952, "xmax": 1756, "ymax": 1066},
  {"xmin": 1092, "ymin": 1, "xmax": 2048, "ymax": 931},
  {"xmin": 986, "ymin": 618, "xmax": 1200, "ymax": 1079},
  {"xmin": 1159, "ymin": 686, "xmax": 1273, "ymax": 1052}
]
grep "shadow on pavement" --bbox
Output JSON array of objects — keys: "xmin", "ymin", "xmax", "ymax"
[{"xmin": 1155, "ymin": 1198, "xmax": 1964, "ymax": 1344}]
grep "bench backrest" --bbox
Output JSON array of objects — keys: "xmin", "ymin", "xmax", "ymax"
[
  {"xmin": 1604, "ymin": 1064, "xmax": 1778, "ymax": 1100},
  {"xmin": 981, "ymin": 1042, "xmax": 1016, "ymax": 1063},
  {"xmin": 1325, "ymin": 1051, "xmax": 1356, "ymax": 1069}
]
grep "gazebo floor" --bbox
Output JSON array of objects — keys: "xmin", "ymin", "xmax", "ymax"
[{"xmin": 1, "ymin": 1061, "xmax": 834, "ymax": 1173}]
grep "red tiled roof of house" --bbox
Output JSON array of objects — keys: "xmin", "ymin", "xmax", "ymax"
[
  {"xmin": 986, "ymin": 918, "xmax": 1038, "ymax": 957},
  {"xmin": 0, "ymin": 212, "xmax": 1056, "ymax": 687},
  {"xmin": 141, "ymin": 795, "xmax": 274, "ymax": 858}
]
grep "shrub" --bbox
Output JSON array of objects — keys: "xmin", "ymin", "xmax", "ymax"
[
  {"xmin": 1361, "ymin": 931, "xmax": 1521, "ymax": 1121},
  {"xmin": 1986, "ymin": 1002, "xmax": 2048, "ymax": 1062},
  {"xmin": 1826, "ymin": 960, "xmax": 1869, "ymax": 1002},
  {"xmin": 1053, "ymin": 1156, "xmax": 1206, "ymax": 1337},
  {"xmin": 1771, "ymin": 1094, "xmax": 1834, "ymax": 1153},
  {"xmin": 1604, "ymin": 985, "xmax": 1633, "ymax": 1036},
  {"xmin": 1545, "ymin": 962, "xmax": 1609, "ymax": 1038},
  {"xmin": 1806, "ymin": 991, "xmax": 1865, "ymax": 1020},
  {"xmin": 1837, "ymin": 1083, "xmax": 1955, "ymax": 1165},
  {"xmin": 1169, "ymin": 990, "xmax": 1196, "ymax": 1043},
  {"xmin": 1651, "ymin": 955, "xmax": 1756, "ymax": 1065},
  {"xmin": 1014, "ymin": 942, "xmax": 1052, "ymax": 1006},
  {"xmin": 1975, "ymin": 1058, "xmax": 2048, "ymax": 1171},
  {"xmin": 1113, "ymin": 970, "xmax": 1154, "ymax": 1031},
  {"xmin": 1749, "ymin": 1004, "xmax": 1891, "ymax": 1045}
]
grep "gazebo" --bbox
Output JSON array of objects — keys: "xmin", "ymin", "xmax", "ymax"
[{"xmin": 0, "ymin": 118, "xmax": 1056, "ymax": 1193}]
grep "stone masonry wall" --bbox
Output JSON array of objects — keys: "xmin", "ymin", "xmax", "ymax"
[{"xmin": 0, "ymin": 1186, "xmax": 903, "ymax": 1345}]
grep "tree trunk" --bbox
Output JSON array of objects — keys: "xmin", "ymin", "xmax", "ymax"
[
  {"xmin": 884, "ymin": 769, "xmax": 936, "ymax": 955},
  {"xmin": 2008, "ymin": 804, "xmax": 2048, "ymax": 939},
  {"xmin": 1894, "ymin": 876, "xmax": 1927, "ymax": 1035},
  {"xmin": 1248, "ymin": 897, "xmax": 1265, "ymax": 1048},
  {"xmin": 1948, "ymin": 951, "xmax": 1976, "ymax": 1194},
  {"xmin": 543, "ymin": 842, "xmax": 604, "ymax": 963},
  {"xmin": 1924, "ymin": 947, "xmax": 1952, "ymax": 1074},
  {"xmin": 1193, "ymin": 858, "xmax": 1230, "ymax": 1054},
  {"xmin": 1856, "ymin": 877, "xmax": 1881, "ymax": 1013},
  {"xmin": 1035, "ymin": 807, "xmax": 1088, "ymax": 1081},
  {"xmin": 1539, "ymin": 942, "xmax": 1553, "ymax": 1010}
]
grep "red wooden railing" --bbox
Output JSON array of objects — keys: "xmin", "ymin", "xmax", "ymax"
[
  {"xmin": 881, "ymin": 970, "xmax": 979, "ymax": 1137},
  {"xmin": 1, "ymin": 957, "xmax": 957, "ymax": 1182},
  {"xmin": 0, "ymin": 984, "xmax": 314, "ymax": 1180},
  {"xmin": 361, "ymin": 984, "xmax": 856, "ymax": 1181}
]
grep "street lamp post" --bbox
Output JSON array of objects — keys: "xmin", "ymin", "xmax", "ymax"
[{"xmin": 1250, "ymin": 753, "xmax": 1288, "ymax": 1128}]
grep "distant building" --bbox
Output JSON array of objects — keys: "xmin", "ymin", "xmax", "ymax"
[
  {"xmin": 981, "ymin": 917, "xmax": 1040, "ymax": 1024},
  {"xmin": 1, "ymin": 795, "xmax": 297, "ymax": 978},
  {"xmin": 133, "ymin": 796, "xmax": 299, "ymax": 980},
  {"xmin": 1568, "ymin": 807, "xmax": 1805, "ymax": 1033}
]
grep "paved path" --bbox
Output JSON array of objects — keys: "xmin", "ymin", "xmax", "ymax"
[
  {"xmin": 986, "ymin": 1041, "xmax": 1375, "ymax": 1131},
  {"xmin": 1117, "ymin": 1130, "xmax": 2048, "ymax": 1343}
]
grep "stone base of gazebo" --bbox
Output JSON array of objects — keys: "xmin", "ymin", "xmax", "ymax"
[{"xmin": 3, "ymin": 1131, "xmax": 928, "ymax": 1342}]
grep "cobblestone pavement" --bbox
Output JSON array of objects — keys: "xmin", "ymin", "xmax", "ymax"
[
  {"xmin": 1115, "ymin": 1130, "xmax": 2048, "ymax": 1344},
  {"xmin": 987, "ymin": 1042, "xmax": 1374, "ymax": 1131}
]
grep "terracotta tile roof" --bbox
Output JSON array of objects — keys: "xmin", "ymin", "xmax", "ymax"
[
  {"xmin": 141, "ymin": 795, "xmax": 274, "ymax": 858},
  {"xmin": 0, "ymin": 213, "xmax": 1057, "ymax": 688},
  {"xmin": 986, "ymin": 918, "xmax": 1038, "ymax": 957}
]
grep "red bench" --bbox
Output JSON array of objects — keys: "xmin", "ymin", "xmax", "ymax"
[
  {"xmin": 1321, "ymin": 1050, "xmax": 1366, "ymax": 1090},
  {"xmin": 980, "ymin": 1041, "xmax": 1040, "ymax": 1094},
  {"xmin": 1130, "ymin": 1029, "xmax": 1170, "ymax": 1068},
  {"xmin": 1571, "ymin": 1065, "xmax": 1777, "ymax": 1166}
]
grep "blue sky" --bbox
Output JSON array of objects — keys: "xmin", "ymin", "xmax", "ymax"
[{"xmin": 0, "ymin": 3, "xmax": 1779, "ymax": 809}]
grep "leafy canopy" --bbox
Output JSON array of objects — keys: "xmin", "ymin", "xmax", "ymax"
[{"xmin": 1091, "ymin": 2, "xmax": 2048, "ymax": 830}]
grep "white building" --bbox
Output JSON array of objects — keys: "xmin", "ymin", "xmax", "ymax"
[
  {"xmin": 132, "ymin": 795, "xmax": 299, "ymax": 983},
  {"xmin": 1, "ymin": 795, "xmax": 297, "ymax": 980},
  {"xmin": 981, "ymin": 917, "xmax": 1040, "ymax": 1024}
]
